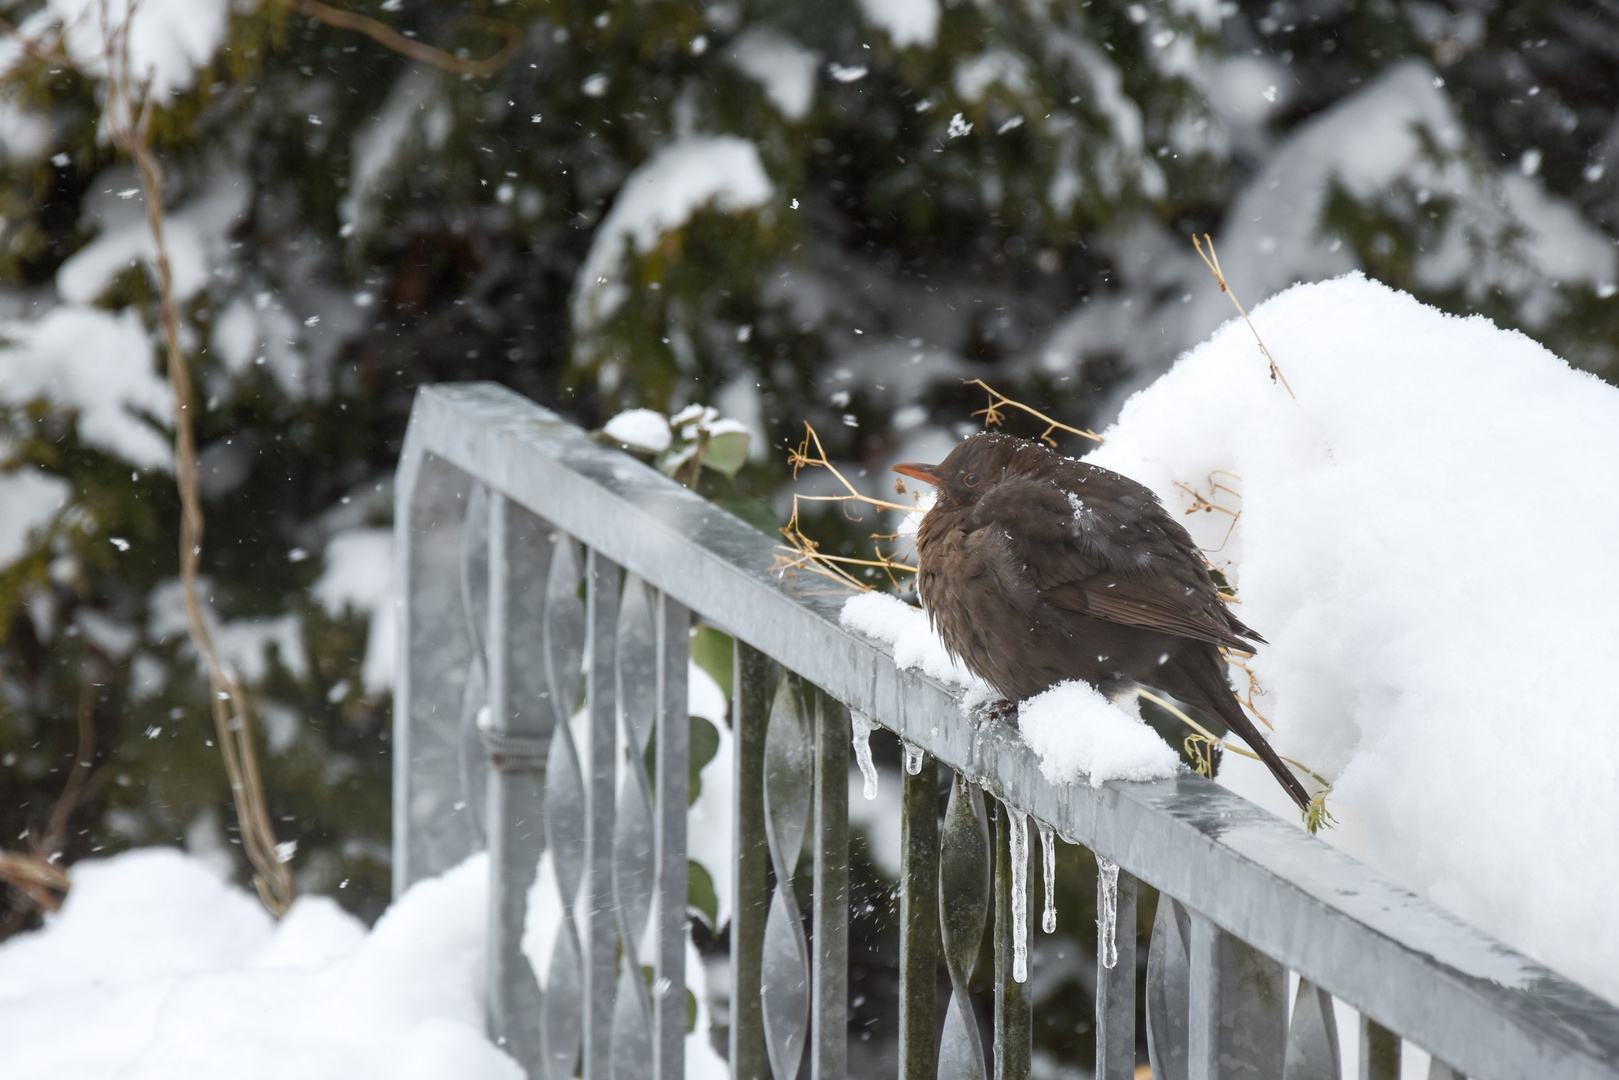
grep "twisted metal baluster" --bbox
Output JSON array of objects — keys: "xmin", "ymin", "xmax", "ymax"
[
  {"xmin": 1284, "ymin": 978, "xmax": 1341, "ymax": 1080},
  {"xmin": 1095, "ymin": 861, "xmax": 1138, "ymax": 1080},
  {"xmin": 611, "ymin": 576, "xmax": 658, "ymax": 1080},
  {"xmin": 761, "ymin": 676, "xmax": 813, "ymax": 1080},
  {"xmin": 1187, "ymin": 908, "xmax": 1286, "ymax": 1080},
  {"xmin": 938, "ymin": 774, "xmax": 990, "ymax": 1080},
  {"xmin": 993, "ymin": 803, "xmax": 1031, "ymax": 1080},
  {"xmin": 898, "ymin": 752, "xmax": 940, "ymax": 1080},
  {"xmin": 583, "ymin": 550, "xmax": 621, "ymax": 1077},
  {"xmin": 1147, "ymin": 896, "xmax": 1191, "ymax": 1080},
  {"xmin": 541, "ymin": 536, "xmax": 587, "ymax": 1080},
  {"xmin": 458, "ymin": 481, "xmax": 490, "ymax": 844}
]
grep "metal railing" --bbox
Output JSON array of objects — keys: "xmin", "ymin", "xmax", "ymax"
[{"xmin": 393, "ymin": 382, "xmax": 1619, "ymax": 1080}]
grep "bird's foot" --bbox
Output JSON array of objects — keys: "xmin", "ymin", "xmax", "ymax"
[{"xmin": 982, "ymin": 697, "xmax": 1019, "ymax": 726}]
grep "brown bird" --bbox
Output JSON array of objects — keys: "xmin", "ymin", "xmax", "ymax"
[{"xmin": 894, "ymin": 432, "xmax": 1311, "ymax": 811}]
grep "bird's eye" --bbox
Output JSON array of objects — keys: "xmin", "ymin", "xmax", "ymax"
[{"xmin": 963, "ymin": 473, "xmax": 980, "ymax": 487}]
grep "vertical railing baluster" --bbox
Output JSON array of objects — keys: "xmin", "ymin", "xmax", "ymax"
[
  {"xmin": 652, "ymin": 590, "xmax": 690, "ymax": 1080},
  {"xmin": 761, "ymin": 675, "xmax": 814, "ymax": 1080},
  {"xmin": 1283, "ymin": 979, "xmax": 1340, "ymax": 1080},
  {"xmin": 541, "ymin": 536, "xmax": 587, "ymax": 1080},
  {"xmin": 993, "ymin": 805, "xmax": 1031, "ymax": 1080},
  {"xmin": 730, "ymin": 643, "xmax": 773, "ymax": 1080},
  {"xmin": 1358, "ymin": 1018, "xmax": 1400, "ymax": 1080},
  {"xmin": 937, "ymin": 775, "xmax": 990, "ymax": 1080},
  {"xmin": 1095, "ymin": 863, "xmax": 1138, "ymax": 1080},
  {"xmin": 811, "ymin": 690, "xmax": 850, "ymax": 1080},
  {"xmin": 898, "ymin": 753, "xmax": 939, "ymax": 1080},
  {"xmin": 610, "ymin": 576, "xmax": 658, "ymax": 1079},
  {"xmin": 583, "ymin": 550, "xmax": 620, "ymax": 1079},
  {"xmin": 483, "ymin": 494, "xmax": 552, "ymax": 1072},
  {"xmin": 458, "ymin": 482, "xmax": 491, "ymax": 847},
  {"xmin": 1147, "ymin": 895, "xmax": 1191, "ymax": 1080},
  {"xmin": 1187, "ymin": 908, "xmax": 1286, "ymax": 1080}
]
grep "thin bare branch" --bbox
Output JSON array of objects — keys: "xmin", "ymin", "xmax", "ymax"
[
  {"xmin": 278, "ymin": 0, "xmax": 522, "ymax": 76},
  {"xmin": 966, "ymin": 378, "xmax": 1103, "ymax": 446},
  {"xmin": 1192, "ymin": 234, "xmax": 1296, "ymax": 399},
  {"xmin": 99, "ymin": 0, "xmax": 294, "ymax": 914}
]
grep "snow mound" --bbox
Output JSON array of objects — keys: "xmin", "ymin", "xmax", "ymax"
[
  {"xmin": 1018, "ymin": 682, "xmax": 1182, "ymax": 786},
  {"xmin": 0, "ymin": 849, "xmax": 521, "ymax": 1080},
  {"xmin": 603, "ymin": 407, "xmax": 673, "ymax": 452},
  {"xmin": 1087, "ymin": 272, "xmax": 1619, "ymax": 1003},
  {"xmin": 839, "ymin": 590, "xmax": 994, "ymax": 704}
]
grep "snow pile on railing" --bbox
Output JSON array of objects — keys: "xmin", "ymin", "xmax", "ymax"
[{"xmin": 1088, "ymin": 272, "xmax": 1619, "ymax": 1003}]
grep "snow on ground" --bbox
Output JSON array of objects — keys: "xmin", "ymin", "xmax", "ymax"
[
  {"xmin": 571, "ymin": 136, "xmax": 773, "ymax": 334},
  {"xmin": 0, "ymin": 849, "xmax": 521, "ymax": 1080},
  {"xmin": 1082, "ymin": 272, "xmax": 1619, "ymax": 1003}
]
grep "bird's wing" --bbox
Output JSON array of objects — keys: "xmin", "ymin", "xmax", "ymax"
[{"xmin": 975, "ymin": 472, "xmax": 1261, "ymax": 649}]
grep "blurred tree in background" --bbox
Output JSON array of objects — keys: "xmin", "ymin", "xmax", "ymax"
[{"xmin": 1, "ymin": 0, "xmax": 1616, "ymax": 1068}]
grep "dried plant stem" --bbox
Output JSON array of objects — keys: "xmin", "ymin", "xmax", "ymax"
[
  {"xmin": 278, "ymin": 0, "xmax": 521, "ymax": 76},
  {"xmin": 0, "ymin": 682, "xmax": 98, "ymax": 927},
  {"xmin": 775, "ymin": 423, "xmax": 920, "ymax": 591},
  {"xmin": 966, "ymin": 379, "xmax": 1103, "ymax": 446},
  {"xmin": 1192, "ymin": 234, "xmax": 1296, "ymax": 399},
  {"xmin": 100, "ymin": 3, "xmax": 294, "ymax": 914}
]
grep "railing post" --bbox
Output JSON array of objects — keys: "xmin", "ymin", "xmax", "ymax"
[
  {"xmin": 392, "ymin": 448, "xmax": 478, "ymax": 893},
  {"xmin": 1187, "ymin": 908, "xmax": 1286, "ymax": 1080},
  {"xmin": 1095, "ymin": 865, "xmax": 1138, "ymax": 1080},
  {"xmin": 730, "ymin": 643, "xmax": 772, "ymax": 1080},
  {"xmin": 582, "ymin": 549, "xmax": 620, "ymax": 1079},
  {"xmin": 812, "ymin": 690, "xmax": 850, "ymax": 1080},
  {"xmin": 483, "ymin": 494, "xmax": 553, "ymax": 1071},
  {"xmin": 898, "ymin": 754, "xmax": 940, "ymax": 1080},
  {"xmin": 653, "ymin": 591, "xmax": 690, "ymax": 1080}
]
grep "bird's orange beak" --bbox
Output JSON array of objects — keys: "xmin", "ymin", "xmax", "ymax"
[{"xmin": 892, "ymin": 462, "xmax": 940, "ymax": 486}]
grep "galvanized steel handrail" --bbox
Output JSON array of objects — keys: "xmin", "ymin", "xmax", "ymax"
[{"xmin": 394, "ymin": 382, "xmax": 1619, "ymax": 1080}]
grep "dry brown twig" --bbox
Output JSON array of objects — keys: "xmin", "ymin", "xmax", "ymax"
[
  {"xmin": 1192, "ymin": 234, "xmax": 1296, "ymax": 400},
  {"xmin": 92, "ymin": 0, "xmax": 294, "ymax": 914},
  {"xmin": 967, "ymin": 378, "xmax": 1104, "ymax": 446},
  {"xmin": 774, "ymin": 423, "xmax": 919, "ymax": 592},
  {"xmin": 276, "ymin": 0, "xmax": 522, "ymax": 77},
  {"xmin": 0, "ymin": 679, "xmax": 112, "ymax": 931}
]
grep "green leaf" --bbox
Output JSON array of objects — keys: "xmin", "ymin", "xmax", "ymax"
[
  {"xmin": 689, "ymin": 713, "xmax": 719, "ymax": 802},
  {"xmin": 715, "ymin": 496, "xmax": 778, "ymax": 536},
  {"xmin": 689, "ymin": 624, "xmax": 734, "ymax": 699},
  {"xmin": 688, "ymin": 857, "xmax": 719, "ymax": 931},
  {"xmin": 701, "ymin": 428, "xmax": 750, "ymax": 477}
]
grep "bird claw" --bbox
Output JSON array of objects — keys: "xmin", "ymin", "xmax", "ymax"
[{"xmin": 981, "ymin": 697, "xmax": 1019, "ymax": 726}]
